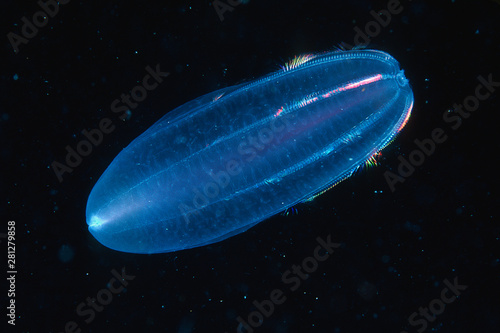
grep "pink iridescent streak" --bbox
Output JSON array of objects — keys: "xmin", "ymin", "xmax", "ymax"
[
  {"xmin": 273, "ymin": 74, "xmax": 383, "ymax": 118},
  {"xmin": 274, "ymin": 106, "xmax": 284, "ymax": 117},
  {"xmin": 396, "ymin": 100, "xmax": 413, "ymax": 133},
  {"xmin": 321, "ymin": 74, "xmax": 383, "ymax": 99},
  {"xmin": 270, "ymin": 73, "xmax": 387, "ymax": 144}
]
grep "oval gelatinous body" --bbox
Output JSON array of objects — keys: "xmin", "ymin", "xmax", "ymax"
[{"xmin": 86, "ymin": 49, "xmax": 413, "ymax": 253}]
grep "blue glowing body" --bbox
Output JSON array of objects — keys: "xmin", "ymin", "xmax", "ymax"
[{"xmin": 86, "ymin": 50, "xmax": 413, "ymax": 254}]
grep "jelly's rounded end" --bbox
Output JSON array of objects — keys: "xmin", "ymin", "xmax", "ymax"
[{"xmin": 396, "ymin": 70, "xmax": 409, "ymax": 87}]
